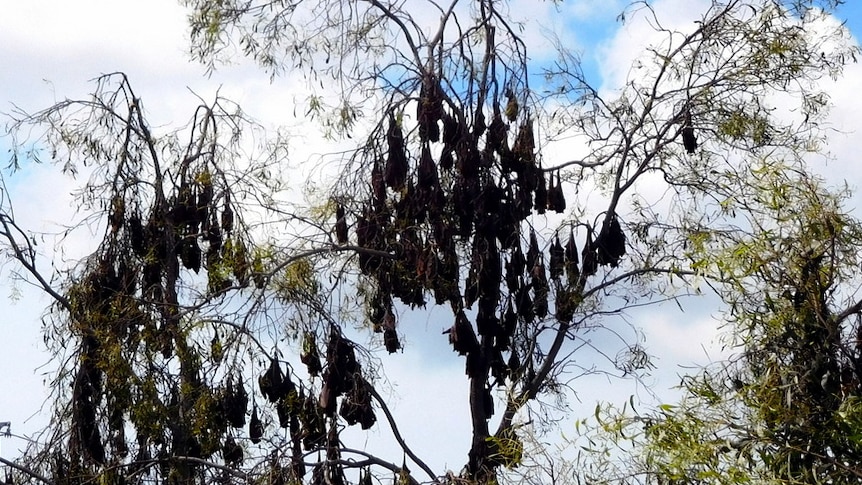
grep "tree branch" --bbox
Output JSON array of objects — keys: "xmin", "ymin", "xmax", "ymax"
[
  {"xmin": 364, "ymin": 377, "xmax": 437, "ymax": 482},
  {"xmin": 0, "ymin": 457, "xmax": 55, "ymax": 485},
  {"xmin": 0, "ymin": 214, "xmax": 71, "ymax": 313}
]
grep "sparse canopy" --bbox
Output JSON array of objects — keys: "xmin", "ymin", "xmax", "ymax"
[
  {"xmin": 561, "ymin": 161, "xmax": 862, "ymax": 484},
  {"xmin": 0, "ymin": 1, "xmax": 859, "ymax": 484}
]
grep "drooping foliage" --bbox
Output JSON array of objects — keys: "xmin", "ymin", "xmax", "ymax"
[
  {"xmin": 540, "ymin": 162, "xmax": 862, "ymax": 484},
  {"xmin": 0, "ymin": 1, "xmax": 859, "ymax": 485},
  {"xmin": 634, "ymin": 162, "xmax": 862, "ymax": 484},
  {"xmin": 0, "ymin": 74, "xmax": 341, "ymax": 484}
]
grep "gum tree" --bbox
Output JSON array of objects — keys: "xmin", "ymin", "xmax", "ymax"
[
  {"xmin": 1, "ymin": 0, "xmax": 857, "ymax": 484},
  {"xmin": 1, "ymin": 73, "xmax": 298, "ymax": 484},
  {"xmin": 644, "ymin": 163, "xmax": 862, "ymax": 483},
  {"xmin": 554, "ymin": 161, "xmax": 862, "ymax": 484}
]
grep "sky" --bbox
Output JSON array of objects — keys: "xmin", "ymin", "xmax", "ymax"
[{"xmin": 1, "ymin": 0, "xmax": 862, "ymax": 477}]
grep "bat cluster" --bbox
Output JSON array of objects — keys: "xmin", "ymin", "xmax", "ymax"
[
  {"xmin": 70, "ymin": 343, "xmax": 106, "ymax": 465},
  {"xmin": 60, "ymin": 74, "xmax": 636, "ymax": 481},
  {"xmin": 58, "ymin": 160, "xmax": 282, "ymax": 477},
  {"xmin": 245, "ymin": 356, "xmax": 327, "ymax": 481},
  {"xmin": 223, "ymin": 375, "xmax": 250, "ymax": 428},
  {"xmin": 237, "ymin": 331, "xmax": 379, "ymax": 484},
  {"xmin": 119, "ymin": 168, "xmax": 266, "ymax": 308},
  {"xmin": 333, "ymin": 76, "xmax": 629, "ymax": 402},
  {"xmin": 63, "ymin": 255, "xmax": 151, "ymax": 468}
]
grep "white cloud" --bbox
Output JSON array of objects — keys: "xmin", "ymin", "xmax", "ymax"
[
  {"xmin": 595, "ymin": 0, "xmax": 713, "ymax": 94},
  {"xmin": 354, "ymin": 348, "xmax": 472, "ymax": 473}
]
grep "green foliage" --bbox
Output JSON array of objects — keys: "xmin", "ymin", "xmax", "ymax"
[
  {"xmin": 2, "ymin": 1, "xmax": 861, "ymax": 485},
  {"xmin": 277, "ymin": 258, "xmax": 319, "ymax": 302},
  {"xmin": 716, "ymin": 110, "xmax": 772, "ymax": 145},
  {"xmin": 566, "ymin": 162, "xmax": 862, "ymax": 484},
  {"xmin": 486, "ymin": 431, "xmax": 524, "ymax": 470}
]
